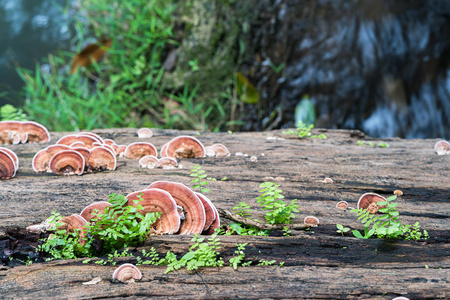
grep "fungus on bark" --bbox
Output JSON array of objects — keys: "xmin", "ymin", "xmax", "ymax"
[
  {"xmin": 112, "ymin": 263, "xmax": 142, "ymax": 283},
  {"xmin": 58, "ymin": 214, "xmax": 88, "ymax": 245},
  {"xmin": 56, "ymin": 134, "xmax": 99, "ymax": 149},
  {"xmin": 139, "ymin": 155, "xmax": 160, "ymax": 169},
  {"xmin": 356, "ymin": 193, "xmax": 387, "ymax": 214},
  {"xmin": 160, "ymin": 142, "xmax": 169, "ymax": 158},
  {"xmin": 72, "ymin": 147, "xmax": 91, "ymax": 168},
  {"xmin": 159, "ymin": 157, "xmax": 178, "ymax": 169},
  {"xmin": 434, "ymin": 140, "xmax": 450, "ymax": 155},
  {"xmin": 202, "ymin": 204, "xmax": 220, "ymax": 235},
  {"xmin": 137, "ymin": 128, "xmax": 153, "ymax": 138},
  {"xmin": 124, "ymin": 142, "xmax": 157, "ymax": 159},
  {"xmin": 115, "ymin": 145, "xmax": 127, "ymax": 157},
  {"xmin": 125, "ymin": 188, "xmax": 180, "ymax": 235},
  {"xmin": 211, "ymin": 143, "xmax": 230, "ymax": 158},
  {"xmin": 336, "ymin": 201, "xmax": 348, "ymax": 210},
  {"xmin": 147, "ymin": 181, "xmax": 206, "ymax": 235},
  {"xmin": 0, "ymin": 149, "xmax": 17, "ymax": 179},
  {"xmin": 0, "ymin": 147, "xmax": 18, "ymax": 171},
  {"xmin": 195, "ymin": 192, "xmax": 216, "ymax": 231},
  {"xmin": 80, "ymin": 201, "xmax": 111, "ymax": 224},
  {"xmin": 21, "ymin": 121, "xmax": 51, "ymax": 143},
  {"xmin": 204, "ymin": 146, "xmax": 215, "ymax": 157},
  {"xmin": 87, "ymin": 146, "xmax": 116, "ymax": 171},
  {"xmin": 32, "ymin": 145, "xmax": 71, "ymax": 173},
  {"xmin": 165, "ymin": 136, "xmax": 205, "ymax": 159},
  {"xmin": 49, "ymin": 150, "xmax": 85, "ymax": 175},
  {"xmin": 304, "ymin": 216, "xmax": 320, "ymax": 226}
]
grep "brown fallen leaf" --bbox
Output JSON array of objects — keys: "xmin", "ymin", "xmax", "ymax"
[{"xmin": 71, "ymin": 38, "xmax": 112, "ymax": 74}]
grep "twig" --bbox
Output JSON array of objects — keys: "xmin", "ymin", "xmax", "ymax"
[
  {"xmin": 217, "ymin": 209, "xmax": 311, "ymax": 230},
  {"xmin": 195, "ymin": 269, "xmax": 211, "ymax": 294}
]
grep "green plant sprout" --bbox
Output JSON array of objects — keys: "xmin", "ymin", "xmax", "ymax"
[
  {"xmin": 351, "ymin": 195, "xmax": 428, "ymax": 240},
  {"xmin": 256, "ymin": 182, "xmax": 299, "ymax": 224},
  {"xmin": 336, "ymin": 224, "xmax": 350, "ymax": 236},
  {"xmin": 0, "ymin": 104, "xmax": 28, "ymax": 121},
  {"xmin": 283, "ymin": 226, "xmax": 291, "ymax": 237},
  {"xmin": 225, "ymin": 223, "xmax": 270, "ymax": 236},
  {"xmin": 257, "ymin": 259, "xmax": 276, "ymax": 266},
  {"xmin": 232, "ymin": 201, "xmax": 252, "ymax": 217},
  {"xmin": 229, "ymin": 243, "xmax": 248, "ymax": 270},
  {"xmin": 282, "ymin": 121, "xmax": 326, "ymax": 139},
  {"xmin": 357, "ymin": 140, "xmax": 390, "ymax": 148},
  {"xmin": 190, "ymin": 164, "xmax": 210, "ymax": 193}
]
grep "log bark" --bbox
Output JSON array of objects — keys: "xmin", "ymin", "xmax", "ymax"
[{"xmin": 0, "ymin": 128, "xmax": 449, "ymax": 299}]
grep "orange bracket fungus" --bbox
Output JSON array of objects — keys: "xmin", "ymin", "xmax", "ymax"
[
  {"xmin": 0, "ymin": 149, "xmax": 17, "ymax": 179},
  {"xmin": 165, "ymin": 136, "xmax": 205, "ymax": 159},
  {"xmin": 137, "ymin": 128, "xmax": 153, "ymax": 138},
  {"xmin": 32, "ymin": 145, "xmax": 71, "ymax": 173},
  {"xmin": 58, "ymin": 214, "xmax": 88, "ymax": 245},
  {"xmin": 0, "ymin": 121, "xmax": 50, "ymax": 144},
  {"xmin": 336, "ymin": 201, "xmax": 349, "ymax": 210},
  {"xmin": 202, "ymin": 204, "xmax": 220, "ymax": 235},
  {"xmin": 139, "ymin": 155, "xmax": 160, "ymax": 169},
  {"xmin": 212, "ymin": 143, "xmax": 231, "ymax": 158},
  {"xmin": 49, "ymin": 150, "xmax": 85, "ymax": 175},
  {"xmin": 80, "ymin": 201, "xmax": 112, "ymax": 224},
  {"xmin": 147, "ymin": 181, "xmax": 206, "ymax": 235},
  {"xmin": 87, "ymin": 146, "xmax": 116, "ymax": 172},
  {"xmin": 0, "ymin": 147, "xmax": 18, "ymax": 171},
  {"xmin": 195, "ymin": 192, "xmax": 217, "ymax": 231},
  {"xmin": 56, "ymin": 134, "xmax": 100, "ymax": 149},
  {"xmin": 124, "ymin": 142, "xmax": 157, "ymax": 159},
  {"xmin": 434, "ymin": 140, "xmax": 450, "ymax": 155},
  {"xmin": 112, "ymin": 263, "xmax": 142, "ymax": 283},
  {"xmin": 125, "ymin": 188, "xmax": 181, "ymax": 235},
  {"xmin": 160, "ymin": 142, "xmax": 169, "ymax": 158},
  {"xmin": 21, "ymin": 121, "xmax": 51, "ymax": 143},
  {"xmin": 115, "ymin": 145, "xmax": 127, "ymax": 157},
  {"xmin": 356, "ymin": 193, "xmax": 387, "ymax": 214},
  {"xmin": 159, "ymin": 157, "xmax": 178, "ymax": 169},
  {"xmin": 304, "ymin": 216, "xmax": 320, "ymax": 226}
]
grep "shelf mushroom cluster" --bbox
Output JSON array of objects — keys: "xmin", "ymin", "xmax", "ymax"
[
  {"xmin": 32, "ymin": 132, "xmax": 120, "ymax": 175},
  {"xmin": 0, "ymin": 147, "xmax": 19, "ymax": 179},
  {"xmin": 0, "ymin": 121, "xmax": 50, "ymax": 144},
  {"xmin": 335, "ymin": 192, "xmax": 388, "ymax": 214},
  {"xmin": 434, "ymin": 140, "xmax": 450, "ymax": 155}
]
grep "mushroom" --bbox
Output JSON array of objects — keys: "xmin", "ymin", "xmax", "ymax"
[
  {"xmin": 0, "ymin": 149, "xmax": 17, "ymax": 179},
  {"xmin": 434, "ymin": 140, "xmax": 450, "ymax": 155},
  {"xmin": 125, "ymin": 188, "xmax": 180, "ymax": 235},
  {"xmin": 304, "ymin": 216, "xmax": 319, "ymax": 226},
  {"xmin": 160, "ymin": 142, "xmax": 169, "ymax": 158},
  {"xmin": 97, "ymin": 143, "xmax": 116, "ymax": 156},
  {"xmin": 356, "ymin": 193, "xmax": 387, "ymax": 214},
  {"xmin": 79, "ymin": 132, "xmax": 104, "ymax": 143},
  {"xmin": 165, "ymin": 136, "xmax": 205, "ymax": 159},
  {"xmin": 195, "ymin": 192, "xmax": 216, "ymax": 231},
  {"xmin": 115, "ymin": 145, "xmax": 127, "ymax": 157},
  {"xmin": 32, "ymin": 145, "xmax": 71, "ymax": 173},
  {"xmin": 103, "ymin": 139, "xmax": 116, "ymax": 146},
  {"xmin": 204, "ymin": 146, "xmax": 215, "ymax": 157},
  {"xmin": 80, "ymin": 201, "xmax": 112, "ymax": 224},
  {"xmin": 336, "ymin": 201, "xmax": 348, "ymax": 210},
  {"xmin": 48, "ymin": 150, "xmax": 85, "ymax": 175},
  {"xmin": 124, "ymin": 142, "xmax": 157, "ymax": 159},
  {"xmin": 58, "ymin": 214, "xmax": 88, "ymax": 245},
  {"xmin": 211, "ymin": 144, "xmax": 230, "ymax": 158},
  {"xmin": 0, "ymin": 121, "xmax": 22, "ymax": 144},
  {"xmin": 72, "ymin": 147, "xmax": 91, "ymax": 168},
  {"xmin": 70, "ymin": 141, "xmax": 86, "ymax": 148},
  {"xmin": 203, "ymin": 204, "xmax": 220, "ymax": 235},
  {"xmin": 137, "ymin": 128, "xmax": 153, "ymax": 138},
  {"xmin": 394, "ymin": 190, "xmax": 403, "ymax": 196},
  {"xmin": 112, "ymin": 263, "xmax": 142, "ymax": 283},
  {"xmin": 159, "ymin": 157, "xmax": 178, "ymax": 169},
  {"xmin": 147, "ymin": 181, "xmax": 206, "ymax": 235},
  {"xmin": 87, "ymin": 146, "xmax": 116, "ymax": 171},
  {"xmin": 139, "ymin": 155, "xmax": 160, "ymax": 169},
  {"xmin": 56, "ymin": 134, "xmax": 100, "ymax": 149},
  {"xmin": 21, "ymin": 121, "xmax": 51, "ymax": 143},
  {"xmin": 0, "ymin": 147, "xmax": 19, "ymax": 171}
]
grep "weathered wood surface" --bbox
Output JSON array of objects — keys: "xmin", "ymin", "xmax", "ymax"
[{"xmin": 0, "ymin": 128, "xmax": 449, "ymax": 299}]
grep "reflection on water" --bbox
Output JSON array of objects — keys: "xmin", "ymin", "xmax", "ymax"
[{"xmin": 0, "ymin": 0, "xmax": 71, "ymax": 107}]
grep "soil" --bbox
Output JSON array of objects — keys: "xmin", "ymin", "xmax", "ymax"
[{"xmin": 0, "ymin": 128, "xmax": 448, "ymax": 299}]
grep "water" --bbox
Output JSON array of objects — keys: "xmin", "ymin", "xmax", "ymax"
[{"xmin": 0, "ymin": 0, "xmax": 71, "ymax": 107}]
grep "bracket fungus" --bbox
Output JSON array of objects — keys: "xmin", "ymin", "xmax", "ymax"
[
  {"xmin": 58, "ymin": 214, "xmax": 88, "ymax": 245},
  {"xmin": 0, "ymin": 147, "xmax": 18, "ymax": 171},
  {"xmin": 125, "ymin": 188, "xmax": 181, "ymax": 235},
  {"xmin": 165, "ymin": 136, "xmax": 205, "ymax": 159},
  {"xmin": 49, "ymin": 150, "xmax": 85, "ymax": 175},
  {"xmin": 304, "ymin": 216, "xmax": 320, "ymax": 227},
  {"xmin": 211, "ymin": 143, "xmax": 231, "ymax": 158},
  {"xmin": 112, "ymin": 263, "xmax": 142, "ymax": 283},
  {"xmin": 124, "ymin": 142, "xmax": 157, "ymax": 159},
  {"xmin": 87, "ymin": 146, "xmax": 116, "ymax": 172},
  {"xmin": 80, "ymin": 201, "xmax": 112, "ymax": 224},
  {"xmin": 32, "ymin": 145, "xmax": 71, "ymax": 173},
  {"xmin": 159, "ymin": 157, "xmax": 178, "ymax": 169},
  {"xmin": 147, "ymin": 181, "xmax": 206, "ymax": 235},
  {"xmin": 160, "ymin": 142, "xmax": 169, "ymax": 158},
  {"xmin": 0, "ymin": 149, "xmax": 17, "ymax": 179},
  {"xmin": 139, "ymin": 155, "xmax": 160, "ymax": 169},
  {"xmin": 0, "ymin": 121, "xmax": 50, "ymax": 144},
  {"xmin": 336, "ymin": 201, "xmax": 349, "ymax": 210},
  {"xmin": 195, "ymin": 192, "xmax": 217, "ymax": 231},
  {"xmin": 202, "ymin": 204, "xmax": 220, "ymax": 235},
  {"xmin": 434, "ymin": 140, "xmax": 450, "ymax": 155},
  {"xmin": 356, "ymin": 193, "xmax": 387, "ymax": 214},
  {"xmin": 56, "ymin": 134, "xmax": 100, "ymax": 149},
  {"xmin": 137, "ymin": 128, "xmax": 153, "ymax": 138}
]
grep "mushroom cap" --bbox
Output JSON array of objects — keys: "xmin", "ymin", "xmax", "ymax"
[
  {"xmin": 80, "ymin": 201, "xmax": 111, "ymax": 223},
  {"xmin": 112, "ymin": 263, "xmax": 142, "ymax": 283},
  {"xmin": 58, "ymin": 214, "xmax": 88, "ymax": 245},
  {"xmin": 20, "ymin": 131, "xmax": 28, "ymax": 144},
  {"xmin": 356, "ymin": 193, "xmax": 387, "ymax": 214},
  {"xmin": 124, "ymin": 142, "xmax": 157, "ymax": 159},
  {"xmin": 56, "ymin": 134, "xmax": 100, "ymax": 149},
  {"xmin": 87, "ymin": 146, "xmax": 116, "ymax": 171},
  {"xmin": 137, "ymin": 128, "xmax": 153, "ymax": 138},
  {"xmin": 434, "ymin": 140, "xmax": 450, "ymax": 155},
  {"xmin": 100, "ymin": 143, "xmax": 116, "ymax": 156},
  {"xmin": 32, "ymin": 145, "xmax": 72, "ymax": 173},
  {"xmin": 204, "ymin": 146, "xmax": 215, "ymax": 157},
  {"xmin": 49, "ymin": 150, "xmax": 85, "ymax": 175},
  {"xmin": 125, "ymin": 188, "xmax": 180, "ymax": 235},
  {"xmin": 159, "ymin": 157, "xmax": 178, "ymax": 169},
  {"xmin": 212, "ymin": 144, "xmax": 230, "ymax": 158},
  {"xmin": 0, "ymin": 147, "xmax": 19, "ymax": 171},
  {"xmin": 0, "ymin": 121, "xmax": 21, "ymax": 144},
  {"xmin": 0, "ymin": 149, "xmax": 17, "ymax": 179},
  {"xmin": 79, "ymin": 132, "xmax": 104, "ymax": 143},
  {"xmin": 336, "ymin": 201, "xmax": 348, "ymax": 210},
  {"xmin": 115, "ymin": 145, "xmax": 127, "ymax": 157},
  {"xmin": 203, "ymin": 204, "xmax": 220, "ymax": 235},
  {"xmin": 10, "ymin": 132, "xmax": 21, "ymax": 145},
  {"xmin": 70, "ymin": 141, "xmax": 86, "ymax": 148},
  {"xmin": 160, "ymin": 142, "xmax": 169, "ymax": 158},
  {"xmin": 21, "ymin": 121, "xmax": 51, "ymax": 143},
  {"xmin": 147, "ymin": 181, "xmax": 206, "ymax": 235},
  {"xmin": 195, "ymin": 192, "xmax": 216, "ymax": 231},
  {"xmin": 165, "ymin": 136, "xmax": 205, "ymax": 159},
  {"xmin": 72, "ymin": 147, "xmax": 91, "ymax": 167},
  {"xmin": 304, "ymin": 216, "xmax": 319, "ymax": 226},
  {"xmin": 139, "ymin": 155, "xmax": 160, "ymax": 169},
  {"xmin": 103, "ymin": 139, "xmax": 116, "ymax": 146}
]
